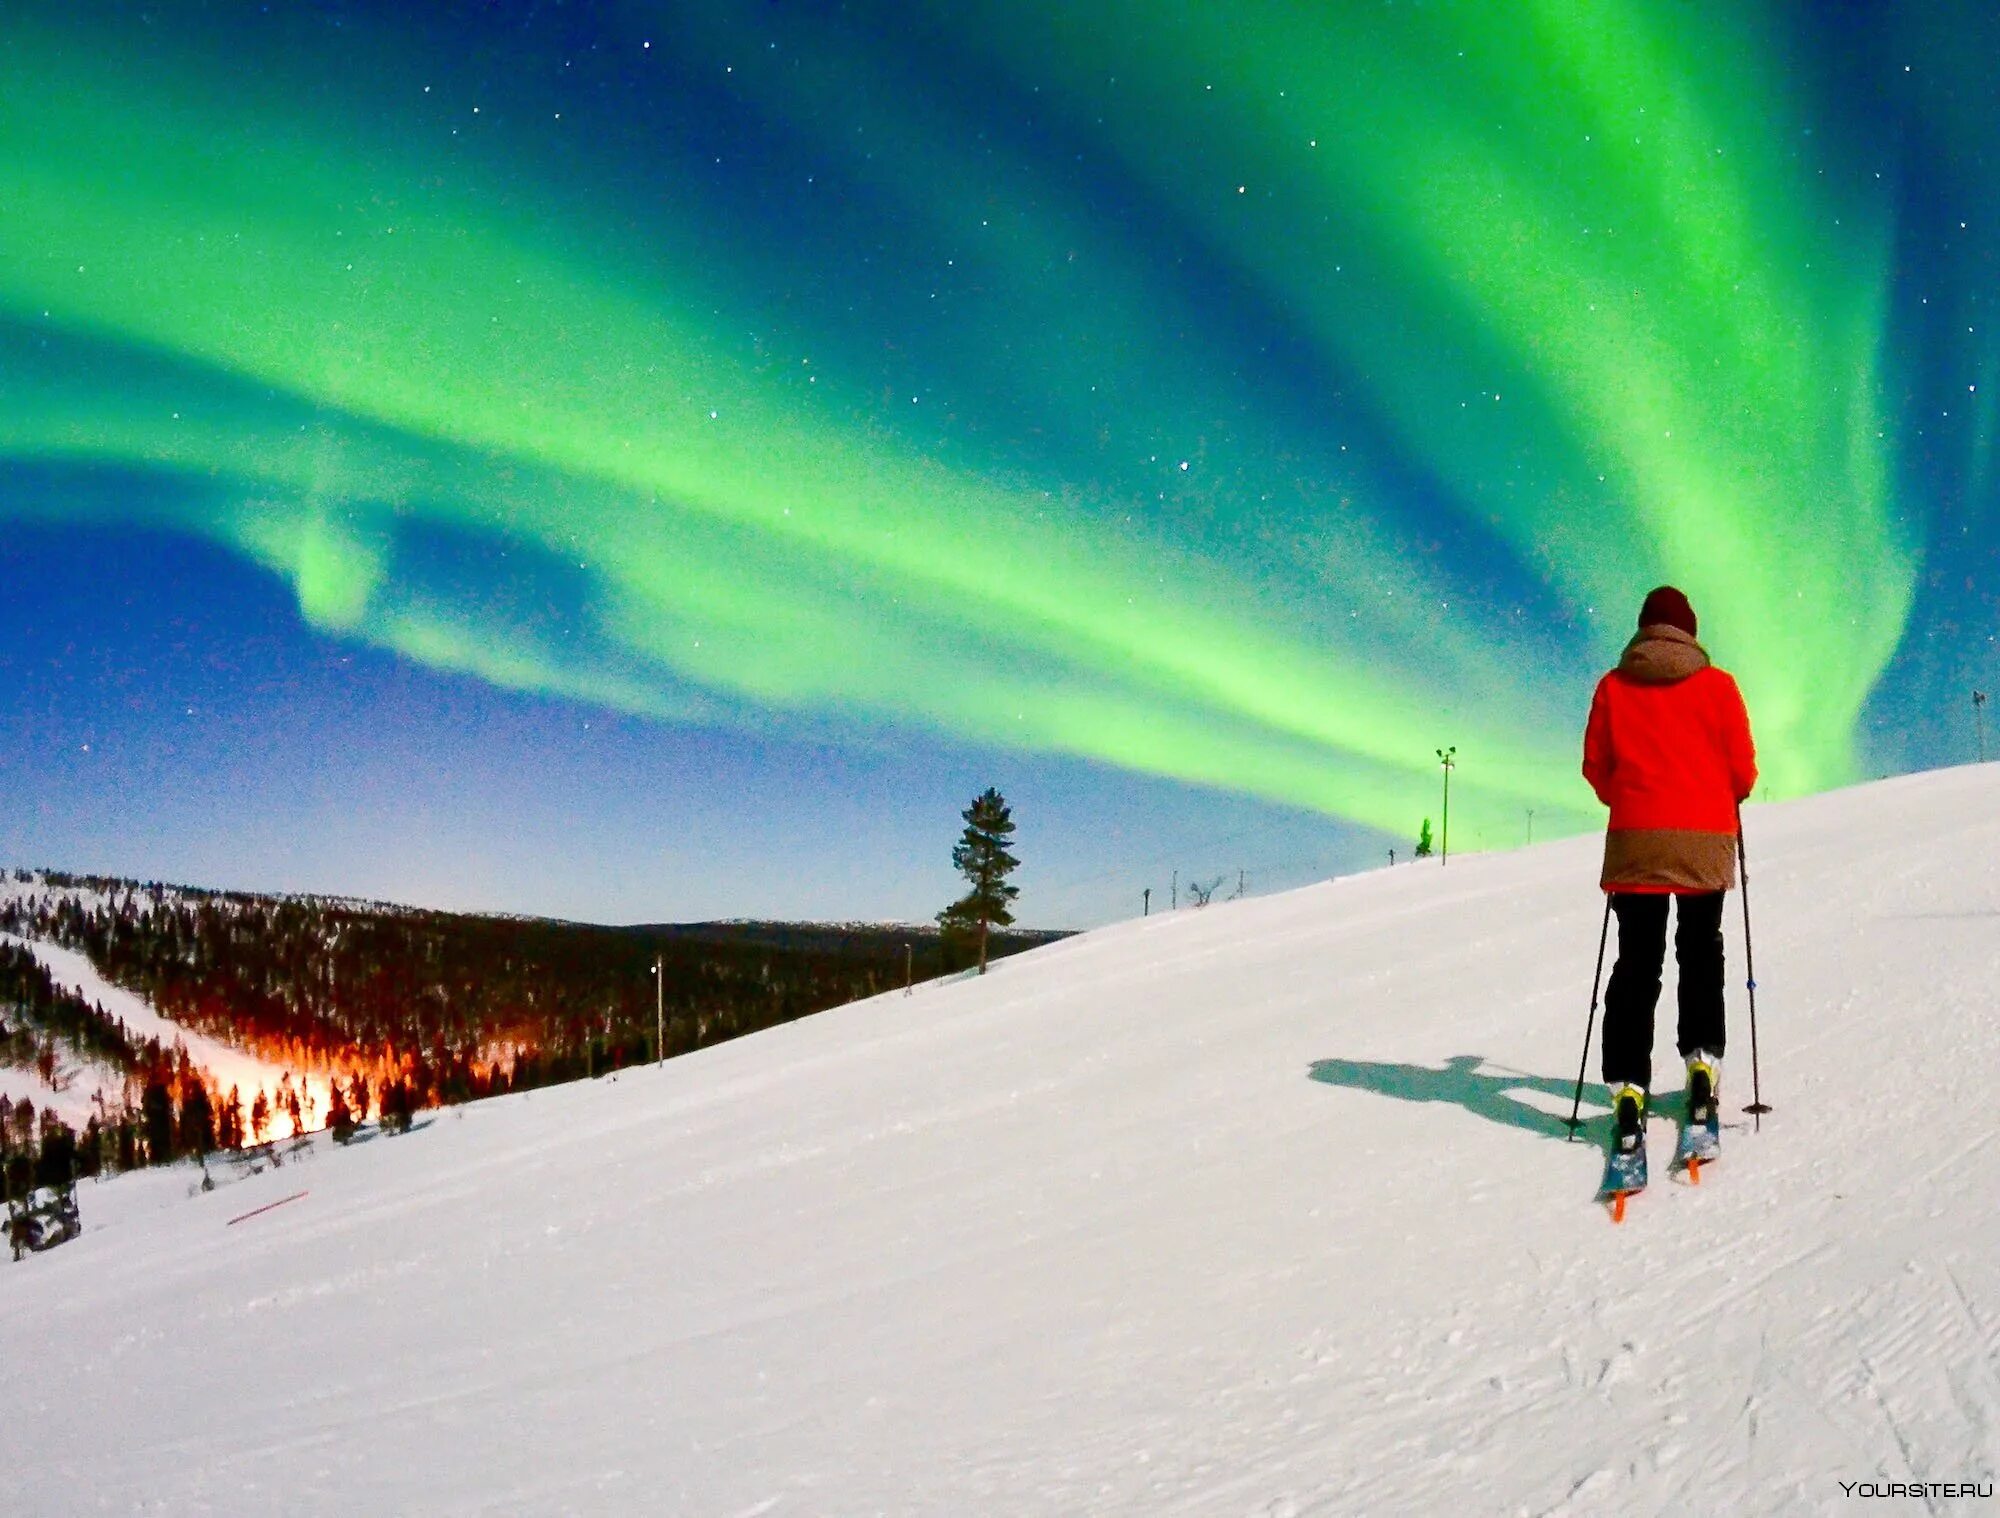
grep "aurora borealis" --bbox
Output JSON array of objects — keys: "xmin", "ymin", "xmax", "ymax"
[{"xmin": 2, "ymin": 2, "xmax": 1995, "ymax": 924}]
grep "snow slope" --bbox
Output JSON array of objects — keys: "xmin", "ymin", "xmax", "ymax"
[
  {"xmin": 0, "ymin": 931, "xmax": 307, "ymax": 1120},
  {"xmin": 0, "ymin": 1064, "xmax": 117, "ymax": 1130},
  {"xmin": 1, "ymin": 877, "xmax": 338, "ymax": 1132},
  {"xmin": 4, "ymin": 770, "xmax": 1999, "ymax": 1514}
]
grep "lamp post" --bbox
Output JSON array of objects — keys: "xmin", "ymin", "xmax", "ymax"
[
  {"xmin": 1436, "ymin": 747, "xmax": 1456, "ymax": 864},
  {"xmin": 1976, "ymin": 690, "xmax": 1988, "ymax": 764},
  {"xmin": 651, "ymin": 955, "xmax": 664, "ymax": 1066}
]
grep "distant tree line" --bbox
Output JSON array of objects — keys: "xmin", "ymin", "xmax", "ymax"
[
  {"xmin": 0, "ymin": 871, "xmax": 1066, "ymax": 1192},
  {"xmin": 0, "ymin": 937, "xmax": 235, "ymax": 1204}
]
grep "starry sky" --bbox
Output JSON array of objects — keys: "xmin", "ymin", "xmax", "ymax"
[{"xmin": 2, "ymin": 1, "xmax": 1995, "ymax": 928}]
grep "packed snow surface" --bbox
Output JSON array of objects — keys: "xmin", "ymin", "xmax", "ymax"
[{"xmin": 5, "ymin": 770, "xmax": 1999, "ymax": 1514}]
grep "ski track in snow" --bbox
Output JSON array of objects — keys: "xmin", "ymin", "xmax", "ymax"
[{"xmin": 4, "ymin": 770, "xmax": 2000, "ymax": 1513}]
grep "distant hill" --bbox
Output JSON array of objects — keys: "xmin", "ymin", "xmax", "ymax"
[{"xmin": 612, "ymin": 919, "xmax": 1071, "ymax": 957}]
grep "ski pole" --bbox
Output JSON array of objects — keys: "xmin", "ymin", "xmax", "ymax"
[
  {"xmin": 1564, "ymin": 895, "xmax": 1615, "ymax": 1140},
  {"xmin": 1736, "ymin": 804, "xmax": 1770, "ymax": 1129}
]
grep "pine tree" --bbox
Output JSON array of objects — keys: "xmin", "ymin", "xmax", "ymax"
[
  {"xmin": 178, "ymin": 1083, "xmax": 215, "ymax": 1159},
  {"xmin": 379, "ymin": 1079, "xmax": 412, "ymax": 1135},
  {"xmin": 140, "ymin": 1077, "xmax": 174, "ymax": 1164},
  {"xmin": 78, "ymin": 1117, "xmax": 104, "ymax": 1180},
  {"xmin": 327, "ymin": 1081, "xmax": 356, "ymax": 1144},
  {"xmin": 937, "ymin": 788, "xmax": 1021, "ymax": 975},
  {"xmin": 1415, "ymin": 818, "xmax": 1435, "ymax": 859},
  {"xmin": 33, "ymin": 1113, "xmax": 76, "ymax": 1193}
]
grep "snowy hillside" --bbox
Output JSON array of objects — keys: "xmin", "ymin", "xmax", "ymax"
[
  {"xmin": 5, "ymin": 770, "xmax": 1999, "ymax": 1514},
  {"xmin": 0, "ymin": 931, "xmax": 304, "ymax": 1125},
  {"xmin": 0, "ymin": 873, "xmax": 343, "ymax": 1134}
]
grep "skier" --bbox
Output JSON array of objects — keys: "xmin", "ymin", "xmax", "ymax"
[{"xmin": 1582, "ymin": 586, "xmax": 1757, "ymax": 1172}]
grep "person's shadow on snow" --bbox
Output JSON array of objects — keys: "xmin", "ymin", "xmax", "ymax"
[{"xmin": 1307, "ymin": 1054, "xmax": 1601, "ymax": 1143}]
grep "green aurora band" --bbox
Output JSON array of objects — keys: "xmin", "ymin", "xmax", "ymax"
[{"xmin": 0, "ymin": 3, "xmax": 1916, "ymax": 844}]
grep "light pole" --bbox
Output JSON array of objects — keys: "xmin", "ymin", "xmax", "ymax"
[
  {"xmin": 1976, "ymin": 690, "xmax": 1988, "ymax": 764},
  {"xmin": 1436, "ymin": 747, "xmax": 1456, "ymax": 865},
  {"xmin": 1526, "ymin": 808, "xmax": 1535, "ymax": 847},
  {"xmin": 652, "ymin": 955, "xmax": 664, "ymax": 1066}
]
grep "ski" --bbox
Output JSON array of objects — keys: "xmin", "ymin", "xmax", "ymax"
[
  {"xmin": 1671, "ymin": 1098, "xmax": 1721, "ymax": 1183},
  {"xmin": 1670, "ymin": 1061, "xmax": 1722, "ymax": 1184},
  {"xmin": 1598, "ymin": 1140, "xmax": 1647, "ymax": 1222},
  {"xmin": 1597, "ymin": 1084, "xmax": 1650, "ymax": 1222}
]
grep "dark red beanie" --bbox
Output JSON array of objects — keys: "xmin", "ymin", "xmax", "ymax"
[{"xmin": 1638, "ymin": 586, "xmax": 1697, "ymax": 638}]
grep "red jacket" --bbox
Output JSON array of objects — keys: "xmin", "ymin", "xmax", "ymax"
[{"xmin": 1582, "ymin": 626, "xmax": 1757, "ymax": 893}]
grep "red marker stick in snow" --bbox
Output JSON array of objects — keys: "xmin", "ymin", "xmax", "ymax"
[{"xmin": 226, "ymin": 1190, "xmax": 309, "ymax": 1226}]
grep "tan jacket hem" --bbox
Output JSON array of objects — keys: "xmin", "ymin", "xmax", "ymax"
[{"xmin": 1600, "ymin": 828, "xmax": 1738, "ymax": 893}]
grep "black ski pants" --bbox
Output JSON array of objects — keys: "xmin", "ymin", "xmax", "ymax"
[{"xmin": 1600, "ymin": 890, "xmax": 1725, "ymax": 1091}]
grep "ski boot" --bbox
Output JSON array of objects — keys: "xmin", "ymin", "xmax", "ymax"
[
  {"xmin": 1599, "ymin": 1082, "xmax": 1649, "ymax": 1217},
  {"xmin": 1612, "ymin": 1083, "xmax": 1647, "ymax": 1155},
  {"xmin": 1675, "ymin": 1052, "xmax": 1722, "ymax": 1175}
]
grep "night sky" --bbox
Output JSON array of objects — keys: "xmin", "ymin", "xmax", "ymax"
[{"xmin": 3, "ymin": 1, "xmax": 1995, "ymax": 927}]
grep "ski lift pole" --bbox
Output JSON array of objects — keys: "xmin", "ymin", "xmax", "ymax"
[{"xmin": 1564, "ymin": 895, "xmax": 1615, "ymax": 1140}]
